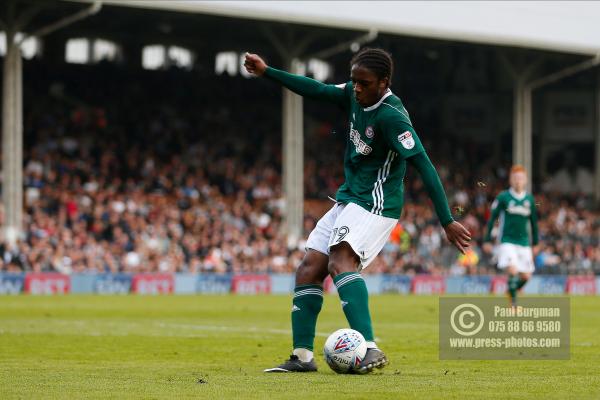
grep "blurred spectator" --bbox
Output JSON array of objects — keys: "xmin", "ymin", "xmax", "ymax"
[
  {"xmin": 0, "ymin": 62, "xmax": 597, "ymax": 276},
  {"xmin": 543, "ymin": 150, "xmax": 594, "ymax": 195}
]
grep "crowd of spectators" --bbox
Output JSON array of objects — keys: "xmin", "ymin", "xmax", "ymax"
[{"xmin": 0, "ymin": 62, "xmax": 598, "ymax": 276}]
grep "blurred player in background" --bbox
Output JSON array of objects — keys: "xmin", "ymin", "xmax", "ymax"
[
  {"xmin": 244, "ymin": 48, "xmax": 471, "ymax": 374},
  {"xmin": 484, "ymin": 165, "xmax": 539, "ymax": 307}
]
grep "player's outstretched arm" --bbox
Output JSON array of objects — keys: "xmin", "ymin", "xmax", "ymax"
[
  {"xmin": 408, "ymin": 152, "xmax": 471, "ymax": 254},
  {"xmin": 483, "ymin": 197, "xmax": 501, "ymax": 242},
  {"xmin": 481, "ymin": 196, "xmax": 502, "ymax": 254},
  {"xmin": 244, "ymin": 52, "xmax": 347, "ymax": 107}
]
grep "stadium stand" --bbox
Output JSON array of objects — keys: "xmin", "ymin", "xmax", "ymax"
[{"xmin": 0, "ymin": 61, "xmax": 598, "ymax": 276}]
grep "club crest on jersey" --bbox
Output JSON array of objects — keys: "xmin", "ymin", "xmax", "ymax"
[
  {"xmin": 398, "ymin": 131, "xmax": 415, "ymax": 149},
  {"xmin": 365, "ymin": 126, "xmax": 374, "ymax": 139}
]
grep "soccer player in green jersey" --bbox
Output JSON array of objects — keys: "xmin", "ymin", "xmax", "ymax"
[
  {"xmin": 483, "ymin": 165, "xmax": 539, "ymax": 308},
  {"xmin": 244, "ymin": 48, "xmax": 471, "ymax": 374}
]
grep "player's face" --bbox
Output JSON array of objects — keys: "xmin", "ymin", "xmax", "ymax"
[
  {"xmin": 351, "ymin": 64, "xmax": 388, "ymax": 107},
  {"xmin": 510, "ymin": 171, "xmax": 527, "ymax": 192}
]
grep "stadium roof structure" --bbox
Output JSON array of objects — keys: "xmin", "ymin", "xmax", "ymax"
[{"xmin": 71, "ymin": 0, "xmax": 600, "ymax": 56}]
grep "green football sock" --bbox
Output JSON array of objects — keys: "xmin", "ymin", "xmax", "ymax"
[
  {"xmin": 508, "ymin": 275, "xmax": 519, "ymax": 304},
  {"xmin": 334, "ymin": 272, "xmax": 374, "ymax": 342},
  {"xmin": 516, "ymin": 278, "xmax": 528, "ymax": 290},
  {"xmin": 291, "ymin": 284, "xmax": 323, "ymax": 352}
]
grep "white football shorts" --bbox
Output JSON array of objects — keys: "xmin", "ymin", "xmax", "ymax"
[
  {"xmin": 496, "ymin": 242, "xmax": 535, "ymax": 274},
  {"xmin": 305, "ymin": 202, "xmax": 397, "ymax": 269}
]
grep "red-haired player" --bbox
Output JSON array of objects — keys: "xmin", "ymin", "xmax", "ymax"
[{"xmin": 484, "ymin": 165, "xmax": 539, "ymax": 307}]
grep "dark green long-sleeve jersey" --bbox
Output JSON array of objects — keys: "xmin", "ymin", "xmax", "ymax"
[
  {"xmin": 264, "ymin": 66, "xmax": 454, "ymax": 225},
  {"xmin": 484, "ymin": 189, "xmax": 539, "ymax": 246}
]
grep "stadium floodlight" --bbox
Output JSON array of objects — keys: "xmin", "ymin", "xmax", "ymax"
[
  {"xmin": 66, "ymin": 38, "xmax": 89, "ymax": 64},
  {"xmin": 142, "ymin": 45, "xmax": 165, "ymax": 70},
  {"xmin": 93, "ymin": 39, "xmax": 119, "ymax": 63},
  {"xmin": 18, "ymin": 35, "xmax": 39, "ymax": 59},
  {"xmin": 168, "ymin": 46, "xmax": 193, "ymax": 70},
  {"xmin": 307, "ymin": 59, "xmax": 331, "ymax": 82},
  {"xmin": 0, "ymin": 33, "xmax": 39, "ymax": 59},
  {"xmin": 215, "ymin": 51, "xmax": 237, "ymax": 76}
]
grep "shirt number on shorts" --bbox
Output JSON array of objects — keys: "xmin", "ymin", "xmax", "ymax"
[{"xmin": 331, "ymin": 226, "xmax": 349, "ymax": 244}]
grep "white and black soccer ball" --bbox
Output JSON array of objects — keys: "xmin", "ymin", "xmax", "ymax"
[{"xmin": 323, "ymin": 328, "xmax": 367, "ymax": 374}]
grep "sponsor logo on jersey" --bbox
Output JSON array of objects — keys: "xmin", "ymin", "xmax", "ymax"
[
  {"xmin": 397, "ymin": 130, "xmax": 415, "ymax": 149},
  {"xmin": 365, "ymin": 126, "xmax": 374, "ymax": 138},
  {"xmin": 507, "ymin": 205, "xmax": 531, "ymax": 216},
  {"xmin": 349, "ymin": 123, "xmax": 372, "ymax": 155}
]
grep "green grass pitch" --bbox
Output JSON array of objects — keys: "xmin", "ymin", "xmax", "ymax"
[{"xmin": 1, "ymin": 295, "xmax": 599, "ymax": 399}]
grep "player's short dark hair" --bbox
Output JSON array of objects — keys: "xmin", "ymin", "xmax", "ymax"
[{"xmin": 350, "ymin": 48, "xmax": 394, "ymax": 86}]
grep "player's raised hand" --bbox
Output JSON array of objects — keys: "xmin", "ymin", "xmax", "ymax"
[
  {"xmin": 244, "ymin": 52, "xmax": 267, "ymax": 76},
  {"xmin": 443, "ymin": 221, "xmax": 472, "ymax": 254}
]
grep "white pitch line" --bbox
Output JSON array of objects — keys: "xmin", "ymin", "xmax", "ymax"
[
  {"xmin": 1, "ymin": 318, "xmax": 383, "ymax": 342},
  {"xmin": 155, "ymin": 322, "xmax": 330, "ymax": 338},
  {"xmin": 156, "ymin": 322, "xmax": 383, "ymax": 342}
]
